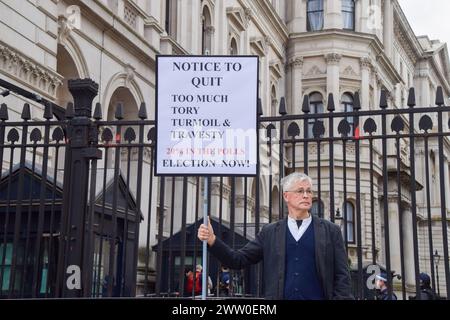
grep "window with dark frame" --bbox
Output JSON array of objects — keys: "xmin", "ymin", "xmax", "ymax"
[
  {"xmin": 311, "ymin": 200, "xmax": 324, "ymax": 218},
  {"xmin": 342, "ymin": 0, "xmax": 355, "ymax": 30},
  {"xmin": 343, "ymin": 201, "xmax": 355, "ymax": 243},
  {"xmin": 165, "ymin": 0, "xmax": 177, "ymax": 37},
  {"xmin": 202, "ymin": 6, "xmax": 213, "ymax": 55},
  {"xmin": 307, "ymin": 0, "xmax": 324, "ymax": 31},
  {"xmin": 229, "ymin": 37, "xmax": 238, "ymax": 56}
]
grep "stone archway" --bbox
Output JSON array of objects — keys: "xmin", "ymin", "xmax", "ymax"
[
  {"xmin": 56, "ymin": 44, "xmax": 80, "ymax": 108},
  {"xmin": 107, "ymin": 87, "xmax": 139, "ymax": 121}
]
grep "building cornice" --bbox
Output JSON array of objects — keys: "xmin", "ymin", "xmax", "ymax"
[
  {"xmin": 226, "ymin": 7, "xmax": 250, "ymax": 32},
  {"xmin": 239, "ymin": 0, "xmax": 288, "ymax": 59},
  {"xmin": 426, "ymin": 52, "xmax": 450, "ymax": 95},
  {"xmin": 160, "ymin": 35, "xmax": 189, "ymax": 55},
  {"xmin": 290, "ymin": 29, "xmax": 403, "ymax": 86},
  {"xmin": 0, "ymin": 40, "xmax": 63, "ymax": 100},
  {"xmin": 79, "ymin": 0, "xmax": 159, "ymax": 63},
  {"xmin": 250, "ymin": 0, "xmax": 289, "ymax": 41},
  {"xmin": 392, "ymin": 0, "xmax": 424, "ymax": 64}
]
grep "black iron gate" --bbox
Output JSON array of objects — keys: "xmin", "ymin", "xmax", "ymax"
[{"xmin": 1, "ymin": 78, "xmax": 450, "ymax": 299}]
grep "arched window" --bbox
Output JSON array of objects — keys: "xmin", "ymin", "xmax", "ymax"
[
  {"xmin": 201, "ymin": 6, "xmax": 213, "ymax": 54},
  {"xmin": 342, "ymin": 0, "xmax": 355, "ymax": 30},
  {"xmin": 229, "ymin": 37, "xmax": 238, "ymax": 56},
  {"xmin": 311, "ymin": 200, "xmax": 324, "ymax": 218},
  {"xmin": 343, "ymin": 201, "xmax": 355, "ymax": 243},
  {"xmin": 271, "ymin": 86, "xmax": 277, "ymax": 116},
  {"xmin": 308, "ymin": 92, "xmax": 324, "ymax": 138},
  {"xmin": 307, "ymin": 0, "xmax": 324, "ymax": 31},
  {"xmin": 341, "ymin": 93, "xmax": 354, "ymax": 136}
]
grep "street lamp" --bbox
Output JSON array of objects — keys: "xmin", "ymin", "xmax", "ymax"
[{"xmin": 433, "ymin": 249, "xmax": 441, "ymax": 297}]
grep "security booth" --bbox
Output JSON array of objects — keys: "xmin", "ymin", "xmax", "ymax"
[
  {"xmin": 153, "ymin": 216, "xmax": 262, "ymax": 298},
  {"xmin": 0, "ymin": 162, "xmax": 142, "ymax": 298}
]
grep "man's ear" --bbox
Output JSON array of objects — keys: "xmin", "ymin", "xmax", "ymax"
[{"xmin": 282, "ymin": 191, "xmax": 288, "ymax": 201}]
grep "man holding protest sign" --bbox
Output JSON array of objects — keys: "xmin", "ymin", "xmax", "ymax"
[
  {"xmin": 197, "ymin": 172, "xmax": 353, "ymax": 300},
  {"xmin": 156, "ymin": 56, "xmax": 259, "ymax": 299}
]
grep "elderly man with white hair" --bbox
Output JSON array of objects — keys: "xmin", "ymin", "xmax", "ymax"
[{"xmin": 198, "ymin": 172, "xmax": 353, "ymax": 300}]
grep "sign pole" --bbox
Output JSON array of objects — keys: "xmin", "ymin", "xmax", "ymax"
[
  {"xmin": 202, "ymin": 177, "xmax": 208, "ymax": 300},
  {"xmin": 155, "ymin": 56, "xmax": 259, "ymax": 299}
]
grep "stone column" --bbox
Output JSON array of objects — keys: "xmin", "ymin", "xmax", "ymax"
[
  {"xmin": 242, "ymin": 8, "xmax": 252, "ymax": 55},
  {"xmin": 360, "ymin": 57, "xmax": 371, "ymax": 109},
  {"xmin": 395, "ymin": 83, "xmax": 402, "ymax": 108},
  {"xmin": 192, "ymin": 0, "xmax": 201, "ymax": 53},
  {"xmin": 387, "ymin": 197, "xmax": 402, "ymax": 279},
  {"xmin": 444, "ymin": 157, "xmax": 450, "ymax": 206},
  {"xmin": 402, "ymin": 206, "xmax": 416, "ymax": 293},
  {"xmin": 287, "ymin": 0, "xmax": 307, "ymax": 33},
  {"xmin": 417, "ymin": 68, "xmax": 431, "ymax": 107},
  {"xmin": 211, "ymin": 180, "xmax": 231, "ymax": 222},
  {"xmin": 148, "ymin": 0, "xmax": 161, "ymax": 23},
  {"xmin": 383, "ymin": 0, "xmax": 394, "ymax": 60},
  {"xmin": 262, "ymin": 42, "xmax": 270, "ymax": 115},
  {"xmin": 372, "ymin": 71, "xmax": 380, "ymax": 110},
  {"xmin": 289, "ymin": 56, "xmax": 304, "ymax": 114},
  {"xmin": 177, "ymin": 0, "xmax": 187, "ymax": 49},
  {"xmin": 358, "ymin": 0, "xmax": 371, "ymax": 33},
  {"xmin": 325, "ymin": 53, "xmax": 342, "ymax": 108},
  {"xmin": 355, "ymin": 0, "xmax": 361, "ymax": 32},
  {"xmin": 325, "ymin": 0, "xmax": 343, "ymax": 29},
  {"xmin": 117, "ymin": 0, "xmax": 125, "ymax": 18},
  {"xmin": 205, "ymin": 26, "xmax": 215, "ymax": 54}
]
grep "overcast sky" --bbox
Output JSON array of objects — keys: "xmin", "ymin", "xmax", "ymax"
[{"xmin": 397, "ymin": 0, "xmax": 450, "ymax": 48}]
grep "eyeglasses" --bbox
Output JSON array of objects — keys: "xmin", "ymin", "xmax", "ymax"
[{"xmin": 286, "ymin": 189, "xmax": 313, "ymax": 196}]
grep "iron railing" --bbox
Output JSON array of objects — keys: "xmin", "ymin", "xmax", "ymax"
[{"xmin": 0, "ymin": 79, "xmax": 449, "ymax": 300}]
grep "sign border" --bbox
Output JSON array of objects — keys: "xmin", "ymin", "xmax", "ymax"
[{"xmin": 154, "ymin": 54, "xmax": 260, "ymax": 177}]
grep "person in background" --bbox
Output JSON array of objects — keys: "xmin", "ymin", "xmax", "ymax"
[
  {"xmin": 219, "ymin": 266, "xmax": 230, "ymax": 296},
  {"xmin": 409, "ymin": 272, "xmax": 436, "ymax": 300},
  {"xmin": 375, "ymin": 272, "xmax": 397, "ymax": 300}
]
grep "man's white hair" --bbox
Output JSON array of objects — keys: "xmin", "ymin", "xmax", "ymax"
[{"xmin": 280, "ymin": 172, "xmax": 313, "ymax": 192}]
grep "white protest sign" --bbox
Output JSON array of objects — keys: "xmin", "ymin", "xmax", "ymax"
[{"xmin": 156, "ymin": 56, "xmax": 258, "ymax": 175}]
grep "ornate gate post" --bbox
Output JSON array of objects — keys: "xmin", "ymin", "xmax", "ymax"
[{"xmin": 61, "ymin": 79, "xmax": 101, "ymax": 297}]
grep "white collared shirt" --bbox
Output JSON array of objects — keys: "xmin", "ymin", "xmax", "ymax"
[{"xmin": 287, "ymin": 214, "xmax": 312, "ymax": 242}]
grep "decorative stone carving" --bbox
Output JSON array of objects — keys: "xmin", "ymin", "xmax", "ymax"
[
  {"xmin": 250, "ymin": 37, "xmax": 268, "ymax": 56},
  {"xmin": 226, "ymin": 7, "xmax": 249, "ymax": 31},
  {"xmin": 0, "ymin": 42, "xmax": 63, "ymax": 98},
  {"xmin": 342, "ymin": 65, "xmax": 358, "ymax": 77},
  {"xmin": 57, "ymin": 16, "xmax": 72, "ymax": 46},
  {"xmin": 124, "ymin": 3, "xmax": 138, "ymax": 29},
  {"xmin": 206, "ymin": 26, "xmax": 215, "ymax": 35},
  {"xmin": 325, "ymin": 53, "xmax": 342, "ymax": 65},
  {"xmin": 393, "ymin": 20, "xmax": 419, "ymax": 65},
  {"xmin": 360, "ymin": 57, "xmax": 372, "ymax": 70},
  {"xmin": 260, "ymin": 205, "xmax": 269, "ymax": 219},
  {"xmin": 288, "ymin": 56, "xmax": 304, "ymax": 69},
  {"xmin": 124, "ymin": 64, "xmax": 135, "ymax": 88},
  {"xmin": 211, "ymin": 181, "xmax": 231, "ymax": 199},
  {"xmin": 376, "ymin": 73, "xmax": 383, "ymax": 86},
  {"xmin": 416, "ymin": 69, "xmax": 429, "ymax": 79},
  {"xmin": 264, "ymin": 36, "xmax": 272, "ymax": 54},
  {"xmin": 269, "ymin": 60, "xmax": 282, "ymax": 79},
  {"xmin": 305, "ymin": 65, "xmax": 325, "ymax": 77},
  {"xmin": 244, "ymin": 7, "xmax": 253, "ymax": 25}
]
